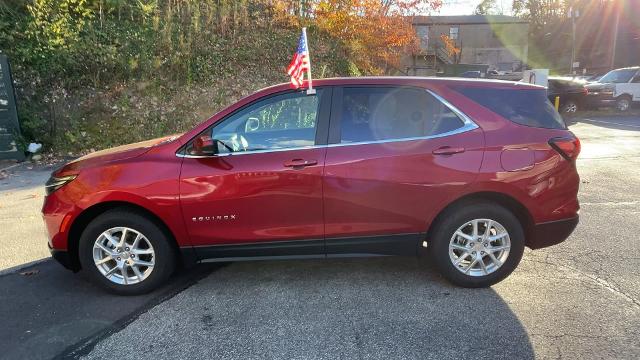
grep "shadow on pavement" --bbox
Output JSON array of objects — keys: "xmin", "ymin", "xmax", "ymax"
[
  {"xmin": 0, "ymin": 260, "xmax": 221, "ymax": 360},
  {"xmin": 80, "ymin": 257, "xmax": 537, "ymax": 360}
]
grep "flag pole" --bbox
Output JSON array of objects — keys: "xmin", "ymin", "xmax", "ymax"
[{"xmin": 303, "ymin": 27, "xmax": 316, "ymax": 95}]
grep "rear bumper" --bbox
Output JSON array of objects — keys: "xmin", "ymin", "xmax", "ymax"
[{"xmin": 527, "ymin": 216, "xmax": 579, "ymax": 250}]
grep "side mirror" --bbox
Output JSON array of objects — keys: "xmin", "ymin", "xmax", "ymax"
[{"xmin": 192, "ymin": 134, "xmax": 215, "ymax": 156}]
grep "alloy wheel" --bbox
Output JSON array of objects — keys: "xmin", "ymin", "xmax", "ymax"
[
  {"xmin": 563, "ymin": 102, "xmax": 578, "ymax": 113},
  {"xmin": 448, "ymin": 219, "xmax": 511, "ymax": 277},
  {"xmin": 617, "ymin": 99, "xmax": 630, "ymax": 112},
  {"xmin": 92, "ymin": 226, "xmax": 155, "ymax": 285}
]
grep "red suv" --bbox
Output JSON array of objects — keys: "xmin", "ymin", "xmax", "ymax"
[{"xmin": 42, "ymin": 77, "xmax": 580, "ymax": 294}]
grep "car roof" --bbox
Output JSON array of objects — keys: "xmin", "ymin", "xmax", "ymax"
[
  {"xmin": 256, "ymin": 76, "xmax": 545, "ymax": 94},
  {"xmin": 610, "ymin": 66, "xmax": 640, "ymax": 71},
  {"xmin": 548, "ymin": 76, "xmax": 586, "ymax": 83}
]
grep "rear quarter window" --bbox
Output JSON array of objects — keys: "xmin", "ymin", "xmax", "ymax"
[{"xmin": 452, "ymin": 86, "xmax": 566, "ymax": 130}]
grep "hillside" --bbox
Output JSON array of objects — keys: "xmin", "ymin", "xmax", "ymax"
[{"xmin": 0, "ymin": 1, "xmax": 354, "ymax": 154}]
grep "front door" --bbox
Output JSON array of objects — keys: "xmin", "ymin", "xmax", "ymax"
[
  {"xmin": 627, "ymin": 71, "xmax": 640, "ymax": 101},
  {"xmin": 179, "ymin": 89, "xmax": 330, "ymax": 257},
  {"xmin": 322, "ymin": 86, "xmax": 484, "ymax": 256}
]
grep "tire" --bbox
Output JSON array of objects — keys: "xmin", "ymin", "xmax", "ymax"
[
  {"xmin": 560, "ymin": 100, "xmax": 578, "ymax": 114},
  {"xmin": 428, "ymin": 202, "xmax": 525, "ymax": 288},
  {"xmin": 616, "ymin": 96, "xmax": 631, "ymax": 112},
  {"xmin": 78, "ymin": 209, "xmax": 176, "ymax": 295}
]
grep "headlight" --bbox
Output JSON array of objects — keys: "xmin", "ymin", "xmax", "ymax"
[{"xmin": 45, "ymin": 175, "xmax": 77, "ymax": 195}]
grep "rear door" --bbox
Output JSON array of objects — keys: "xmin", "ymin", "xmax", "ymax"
[
  {"xmin": 322, "ymin": 86, "xmax": 484, "ymax": 256},
  {"xmin": 179, "ymin": 88, "xmax": 331, "ymax": 257}
]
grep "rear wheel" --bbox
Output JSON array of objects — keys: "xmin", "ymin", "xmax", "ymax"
[
  {"xmin": 560, "ymin": 100, "xmax": 578, "ymax": 114},
  {"xmin": 616, "ymin": 96, "xmax": 631, "ymax": 112},
  {"xmin": 428, "ymin": 202, "xmax": 525, "ymax": 287},
  {"xmin": 78, "ymin": 209, "xmax": 176, "ymax": 295}
]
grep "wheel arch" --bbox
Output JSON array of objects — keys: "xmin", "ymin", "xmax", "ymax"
[
  {"xmin": 66, "ymin": 201, "xmax": 183, "ymax": 271},
  {"xmin": 426, "ymin": 191, "xmax": 535, "ymax": 248}
]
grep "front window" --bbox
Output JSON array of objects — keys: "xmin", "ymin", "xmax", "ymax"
[
  {"xmin": 186, "ymin": 90, "xmax": 322, "ymax": 156},
  {"xmin": 599, "ymin": 69, "xmax": 637, "ymax": 84},
  {"xmin": 339, "ymin": 87, "xmax": 466, "ymax": 144}
]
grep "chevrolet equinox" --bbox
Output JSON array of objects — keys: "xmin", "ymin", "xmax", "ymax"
[{"xmin": 43, "ymin": 77, "xmax": 580, "ymax": 295}]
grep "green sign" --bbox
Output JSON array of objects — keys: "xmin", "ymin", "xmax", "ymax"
[{"xmin": 0, "ymin": 55, "xmax": 25, "ymax": 161}]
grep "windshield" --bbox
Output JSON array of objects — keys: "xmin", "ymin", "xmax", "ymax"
[{"xmin": 599, "ymin": 69, "xmax": 637, "ymax": 83}]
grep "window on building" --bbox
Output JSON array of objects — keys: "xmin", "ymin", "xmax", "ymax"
[
  {"xmin": 449, "ymin": 26, "xmax": 459, "ymax": 40},
  {"xmin": 416, "ymin": 25, "xmax": 430, "ymax": 50}
]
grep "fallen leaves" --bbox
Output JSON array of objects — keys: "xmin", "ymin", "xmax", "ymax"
[{"xmin": 19, "ymin": 269, "xmax": 40, "ymax": 276}]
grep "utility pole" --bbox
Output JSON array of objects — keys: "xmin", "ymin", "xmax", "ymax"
[
  {"xmin": 569, "ymin": 7, "xmax": 579, "ymax": 74},
  {"xmin": 610, "ymin": 3, "xmax": 621, "ymax": 69}
]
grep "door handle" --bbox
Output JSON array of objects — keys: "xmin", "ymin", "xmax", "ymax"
[
  {"xmin": 432, "ymin": 146, "xmax": 466, "ymax": 155},
  {"xmin": 284, "ymin": 159, "xmax": 318, "ymax": 168}
]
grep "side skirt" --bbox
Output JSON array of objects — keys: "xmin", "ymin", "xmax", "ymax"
[{"xmin": 180, "ymin": 233, "xmax": 424, "ymax": 263}]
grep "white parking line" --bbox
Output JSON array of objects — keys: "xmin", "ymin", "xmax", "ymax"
[{"xmin": 582, "ymin": 118, "xmax": 640, "ymax": 128}]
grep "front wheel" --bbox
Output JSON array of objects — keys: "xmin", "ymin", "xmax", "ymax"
[
  {"xmin": 428, "ymin": 202, "xmax": 525, "ymax": 288},
  {"xmin": 78, "ymin": 209, "xmax": 176, "ymax": 295}
]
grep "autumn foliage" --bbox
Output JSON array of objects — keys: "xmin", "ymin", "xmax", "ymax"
[
  {"xmin": 0, "ymin": 0, "xmax": 441, "ymax": 153},
  {"xmin": 313, "ymin": 0, "xmax": 442, "ymax": 74}
]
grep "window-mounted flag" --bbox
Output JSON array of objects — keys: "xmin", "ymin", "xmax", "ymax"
[{"xmin": 287, "ymin": 28, "xmax": 314, "ymax": 92}]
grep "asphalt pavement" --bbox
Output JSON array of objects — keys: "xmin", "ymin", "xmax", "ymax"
[{"xmin": 0, "ymin": 114, "xmax": 639, "ymax": 360}]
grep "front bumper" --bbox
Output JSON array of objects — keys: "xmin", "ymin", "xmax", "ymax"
[
  {"xmin": 49, "ymin": 245, "xmax": 80, "ymax": 272},
  {"xmin": 527, "ymin": 216, "xmax": 579, "ymax": 250}
]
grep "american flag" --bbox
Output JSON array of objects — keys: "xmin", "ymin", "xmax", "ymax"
[{"xmin": 287, "ymin": 29, "xmax": 310, "ymax": 88}]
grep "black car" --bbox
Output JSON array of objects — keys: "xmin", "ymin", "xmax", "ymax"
[
  {"xmin": 459, "ymin": 70, "xmax": 482, "ymax": 78},
  {"xmin": 547, "ymin": 77, "xmax": 588, "ymax": 113}
]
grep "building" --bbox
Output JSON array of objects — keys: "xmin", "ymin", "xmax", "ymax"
[{"xmin": 405, "ymin": 15, "xmax": 529, "ymax": 76}]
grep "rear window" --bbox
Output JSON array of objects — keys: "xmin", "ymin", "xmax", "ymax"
[{"xmin": 452, "ymin": 87, "xmax": 566, "ymax": 129}]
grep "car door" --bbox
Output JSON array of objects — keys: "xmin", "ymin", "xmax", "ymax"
[
  {"xmin": 179, "ymin": 88, "xmax": 331, "ymax": 258},
  {"xmin": 629, "ymin": 71, "xmax": 640, "ymax": 101},
  {"xmin": 614, "ymin": 69, "xmax": 640, "ymax": 101},
  {"xmin": 322, "ymin": 86, "xmax": 484, "ymax": 256}
]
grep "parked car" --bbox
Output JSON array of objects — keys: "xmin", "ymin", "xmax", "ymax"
[
  {"xmin": 43, "ymin": 77, "xmax": 581, "ymax": 295},
  {"xmin": 585, "ymin": 66, "xmax": 640, "ymax": 111},
  {"xmin": 459, "ymin": 70, "xmax": 482, "ymax": 78},
  {"xmin": 547, "ymin": 76, "xmax": 588, "ymax": 113}
]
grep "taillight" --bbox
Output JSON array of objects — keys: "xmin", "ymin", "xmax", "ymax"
[
  {"xmin": 549, "ymin": 136, "xmax": 581, "ymax": 162},
  {"xmin": 582, "ymin": 87, "xmax": 588, "ymax": 95}
]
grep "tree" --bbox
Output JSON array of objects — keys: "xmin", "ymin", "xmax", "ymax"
[
  {"xmin": 475, "ymin": 0, "xmax": 500, "ymax": 15},
  {"xmin": 313, "ymin": 0, "xmax": 441, "ymax": 74},
  {"xmin": 511, "ymin": 0, "xmax": 571, "ymax": 33}
]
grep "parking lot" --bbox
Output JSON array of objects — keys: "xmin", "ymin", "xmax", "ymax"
[{"xmin": 1, "ymin": 115, "xmax": 639, "ymax": 360}]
